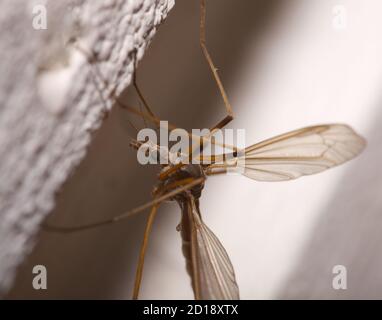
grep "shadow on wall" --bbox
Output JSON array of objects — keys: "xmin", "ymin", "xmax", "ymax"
[
  {"xmin": 277, "ymin": 100, "xmax": 382, "ymax": 299},
  {"xmin": 6, "ymin": 0, "xmax": 283, "ymax": 299}
]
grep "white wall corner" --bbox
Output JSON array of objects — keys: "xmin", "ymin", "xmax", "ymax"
[{"xmin": 0, "ymin": 0, "xmax": 175, "ymax": 294}]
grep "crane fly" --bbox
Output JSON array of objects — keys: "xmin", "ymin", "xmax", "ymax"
[{"xmin": 44, "ymin": 0, "xmax": 366, "ymax": 300}]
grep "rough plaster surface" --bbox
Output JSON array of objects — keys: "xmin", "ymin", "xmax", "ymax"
[{"xmin": 0, "ymin": 0, "xmax": 174, "ymax": 294}]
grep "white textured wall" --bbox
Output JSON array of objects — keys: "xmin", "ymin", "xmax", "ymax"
[{"xmin": 0, "ymin": 0, "xmax": 174, "ymax": 294}]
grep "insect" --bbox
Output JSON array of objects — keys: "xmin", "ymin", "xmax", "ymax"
[{"xmin": 45, "ymin": 0, "xmax": 366, "ymax": 299}]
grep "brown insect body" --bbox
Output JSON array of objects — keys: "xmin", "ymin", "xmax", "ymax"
[
  {"xmin": 155, "ymin": 163, "xmax": 240, "ymax": 299},
  {"xmin": 178, "ymin": 192, "xmax": 202, "ymax": 299},
  {"xmin": 156, "ymin": 164, "xmax": 206, "ymax": 298},
  {"xmin": 158, "ymin": 164, "xmax": 205, "ymax": 200}
]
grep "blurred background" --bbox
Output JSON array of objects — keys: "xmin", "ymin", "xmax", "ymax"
[{"xmin": 6, "ymin": 0, "xmax": 382, "ymax": 299}]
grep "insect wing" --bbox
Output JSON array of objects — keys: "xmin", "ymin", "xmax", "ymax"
[
  {"xmin": 208, "ymin": 124, "xmax": 365, "ymax": 181},
  {"xmin": 189, "ymin": 201, "xmax": 240, "ymax": 300}
]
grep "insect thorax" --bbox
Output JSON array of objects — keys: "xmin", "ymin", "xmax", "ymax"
[{"xmin": 157, "ymin": 164, "xmax": 205, "ymax": 201}]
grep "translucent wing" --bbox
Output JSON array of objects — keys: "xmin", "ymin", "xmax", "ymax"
[
  {"xmin": 207, "ymin": 124, "xmax": 366, "ymax": 181},
  {"xmin": 180, "ymin": 197, "xmax": 239, "ymax": 300}
]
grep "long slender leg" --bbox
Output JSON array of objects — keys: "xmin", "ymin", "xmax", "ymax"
[
  {"xmin": 72, "ymin": 41, "xmax": 140, "ymax": 134},
  {"xmin": 122, "ymin": 7, "xmax": 237, "ymax": 152},
  {"xmin": 117, "ymin": 99, "xmax": 237, "ymax": 152},
  {"xmin": 133, "ymin": 203, "xmax": 159, "ymax": 299},
  {"xmin": 130, "ymin": 2, "xmax": 234, "ymax": 137},
  {"xmin": 132, "ymin": 176, "xmax": 204, "ymax": 299},
  {"xmin": 72, "ymin": 32, "xmax": 237, "ymax": 163},
  {"xmin": 131, "ymin": 49, "xmax": 158, "ymax": 128},
  {"xmin": 199, "ymin": 0, "xmax": 234, "ymax": 132},
  {"xmin": 42, "ymin": 177, "xmax": 205, "ymax": 233},
  {"xmin": 72, "ymin": 41, "xmax": 236, "ymax": 151},
  {"xmin": 133, "ymin": 71, "xmax": 156, "ymax": 121},
  {"xmin": 184, "ymin": 0, "xmax": 237, "ymax": 162}
]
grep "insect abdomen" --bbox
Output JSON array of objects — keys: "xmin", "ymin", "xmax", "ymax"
[{"xmin": 179, "ymin": 198, "xmax": 198, "ymax": 298}]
